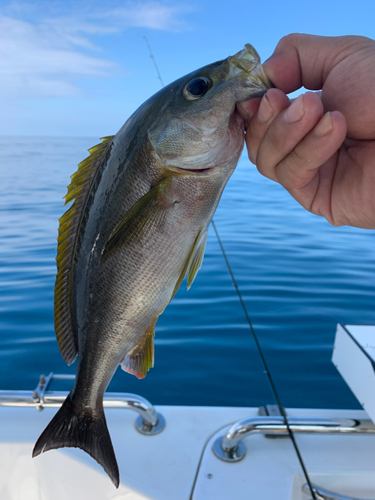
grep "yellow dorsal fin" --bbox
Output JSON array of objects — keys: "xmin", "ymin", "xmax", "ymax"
[{"xmin": 54, "ymin": 136, "xmax": 114, "ymax": 364}]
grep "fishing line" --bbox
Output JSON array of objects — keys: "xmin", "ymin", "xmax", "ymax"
[
  {"xmin": 212, "ymin": 220, "xmax": 317, "ymax": 500},
  {"xmin": 143, "ymin": 36, "xmax": 317, "ymax": 500},
  {"xmin": 143, "ymin": 37, "xmax": 165, "ymax": 88}
]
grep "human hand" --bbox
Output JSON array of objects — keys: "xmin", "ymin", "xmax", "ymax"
[{"xmin": 237, "ymin": 34, "xmax": 375, "ymax": 229}]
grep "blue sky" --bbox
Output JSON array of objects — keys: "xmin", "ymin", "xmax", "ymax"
[{"xmin": 1, "ymin": 0, "xmax": 374, "ymax": 137}]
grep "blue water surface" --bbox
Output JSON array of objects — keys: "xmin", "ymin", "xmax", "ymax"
[{"xmin": 0, "ymin": 136, "xmax": 374, "ymax": 409}]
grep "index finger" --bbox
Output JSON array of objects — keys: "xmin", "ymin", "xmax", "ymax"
[{"xmin": 264, "ymin": 33, "xmax": 372, "ymax": 93}]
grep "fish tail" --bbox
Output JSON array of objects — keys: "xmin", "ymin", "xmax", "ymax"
[{"xmin": 32, "ymin": 392, "xmax": 119, "ymax": 488}]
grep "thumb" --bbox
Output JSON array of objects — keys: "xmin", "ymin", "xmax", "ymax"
[{"xmin": 264, "ymin": 33, "xmax": 372, "ymax": 93}]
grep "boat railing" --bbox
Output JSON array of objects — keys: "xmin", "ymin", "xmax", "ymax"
[
  {"xmin": 302, "ymin": 482, "xmax": 375, "ymax": 500},
  {"xmin": 0, "ymin": 372, "xmax": 165, "ymax": 435},
  {"xmin": 213, "ymin": 415, "xmax": 375, "ymax": 462}
]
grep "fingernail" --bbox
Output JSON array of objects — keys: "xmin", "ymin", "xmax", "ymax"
[
  {"xmin": 313, "ymin": 112, "xmax": 333, "ymax": 136},
  {"xmin": 258, "ymin": 93, "xmax": 273, "ymax": 123},
  {"xmin": 284, "ymin": 95, "xmax": 304, "ymax": 123}
]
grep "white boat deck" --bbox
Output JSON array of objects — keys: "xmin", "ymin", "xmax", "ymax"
[
  {"xmin": 193, "ymin": 407, "xmax": 375, "ymax": 500},
  {"xmin": 0, "ymin": 405, "xmax": 374, "ymax": 500}
]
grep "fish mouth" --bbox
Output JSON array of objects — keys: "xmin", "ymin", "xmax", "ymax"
[
  {"xmin": 227, "ymin": 43, "xmax": 273, "ymax": 92},
  {"xmin": 178, "ymin": 166, "xmax": 213, "ymax": 175},
  {"xmin": 163, "ymin": 162, "xmax": 215, "ymax": 177}
]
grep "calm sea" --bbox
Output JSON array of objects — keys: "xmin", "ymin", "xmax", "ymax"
[{"xmin": 0, "ymin": 136, "xmax": 374, "ymax": 409}]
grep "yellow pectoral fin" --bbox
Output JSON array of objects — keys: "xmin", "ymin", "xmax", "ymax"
[{"xmin": 103, "ymin": 177, "xmax": 172, "ymax": 257}]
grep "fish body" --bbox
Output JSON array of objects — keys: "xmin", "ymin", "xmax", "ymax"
[{"xmin": 33, "ymin": 44, "xmax": 272, "ymax": 486}]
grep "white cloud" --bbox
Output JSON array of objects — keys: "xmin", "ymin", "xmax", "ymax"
[
  {"xmin": 0, "ymin": 2, "xmax": 190, "ymax": 99},
  {"xmin": 0, "ymin": 14, "xmax": 117, "ymax": 98},
  {"xmin": 100, "ymin": 2, "xmax": 191, "ymax": 31}
]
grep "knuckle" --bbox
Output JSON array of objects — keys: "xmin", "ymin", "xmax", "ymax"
[
  {"xmin": 276, "ymin": 33, "xmax": 304, "ymax": 52},
  {"xmin": 247, "ymin": 121, "xmax": 263, "ymax": 142},
  {"xmin": 247, "ymin": 147, "xmax": 257, "ymax": 165},
  {"xmin": 255, "ymin": 148, "xmax": 277, "ymax": 181},
  {"xmin": 263, "ymin": 122, "xmax": 284, "ymax": 151},
  {"xmin": 309, "ymin": 201, "xmax": 335, "ymax": 225},
  {"xmin": 330, "ymin": 219, "xmax": 344, "ymax": 227},
  {"xmin": 277, "ymin": 147, "xmax": 312, "ymax": 189},
  {"xmin": 289, "ymin": 145, "xmax": 307, "ymax": 167},
  {"xmin": 245, "ymin": 136, "xmax": 259, "ymax": 165},
  {"xmin": 246, "ymin": 133, "xmax": 258, "ymax": 155},
  {"xmin": 246, "ymin": 123, "xmax": 269, "ymax": 162},
  {"xmin": 255, "ymin": 161, "xmax": 269, "ymax": 178}
]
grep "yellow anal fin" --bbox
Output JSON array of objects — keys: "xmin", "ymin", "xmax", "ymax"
[
  {"xmin": 121, "ymin": 329, "xmax": 154, "ymax": 379},
  {"xmin": 55, "ymin": 135, "xmax": 114, "ymax": 365}
]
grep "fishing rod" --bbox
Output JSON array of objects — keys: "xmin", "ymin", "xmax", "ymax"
[
  {"xmin": 143, "ymin": 36, "xmax": 317, "ymax": 500},
  {"xmin": 143, "ymin": 37, "xmax": 165, "ymax": 87}
]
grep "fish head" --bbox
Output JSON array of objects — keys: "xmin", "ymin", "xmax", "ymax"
[{"xmin": 148, "ymin": 44, "xmax": 272, "ymax": 173}]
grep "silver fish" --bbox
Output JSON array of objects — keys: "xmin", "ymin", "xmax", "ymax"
[{"xmin": 33, "ymin": 44, "xmax": 272, "ymax": 487}]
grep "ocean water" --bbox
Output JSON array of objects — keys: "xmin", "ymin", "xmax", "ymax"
[{"xmin": 0, "ymin": 136, "xmax": 374, "ymax": 409}]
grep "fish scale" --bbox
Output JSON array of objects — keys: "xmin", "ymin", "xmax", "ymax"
[{"xmin": 33, "ymin": 43, "xmax": 272, "ymax": 487}]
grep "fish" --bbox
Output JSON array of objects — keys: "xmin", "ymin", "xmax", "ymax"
[{"xmin": 32, "ymin": 43, "xmax": 272, "ymax": 487}]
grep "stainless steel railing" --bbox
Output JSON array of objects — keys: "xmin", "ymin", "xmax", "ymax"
[
  {"xmin": 212, "ymin": 416, "xmax": 375, "ymax": 462},
  {"xmin": 302, "ymin": 483, "xmax": 375, "ymax": 500},
  {"xmin": 0, "ymin": 372, "xmax": 165, "ymax": 435}
]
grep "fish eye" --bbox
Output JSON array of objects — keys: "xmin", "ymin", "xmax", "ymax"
[{"xmin": 183, "ymin": 77, "xmax": 211, "ymax": 100}]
